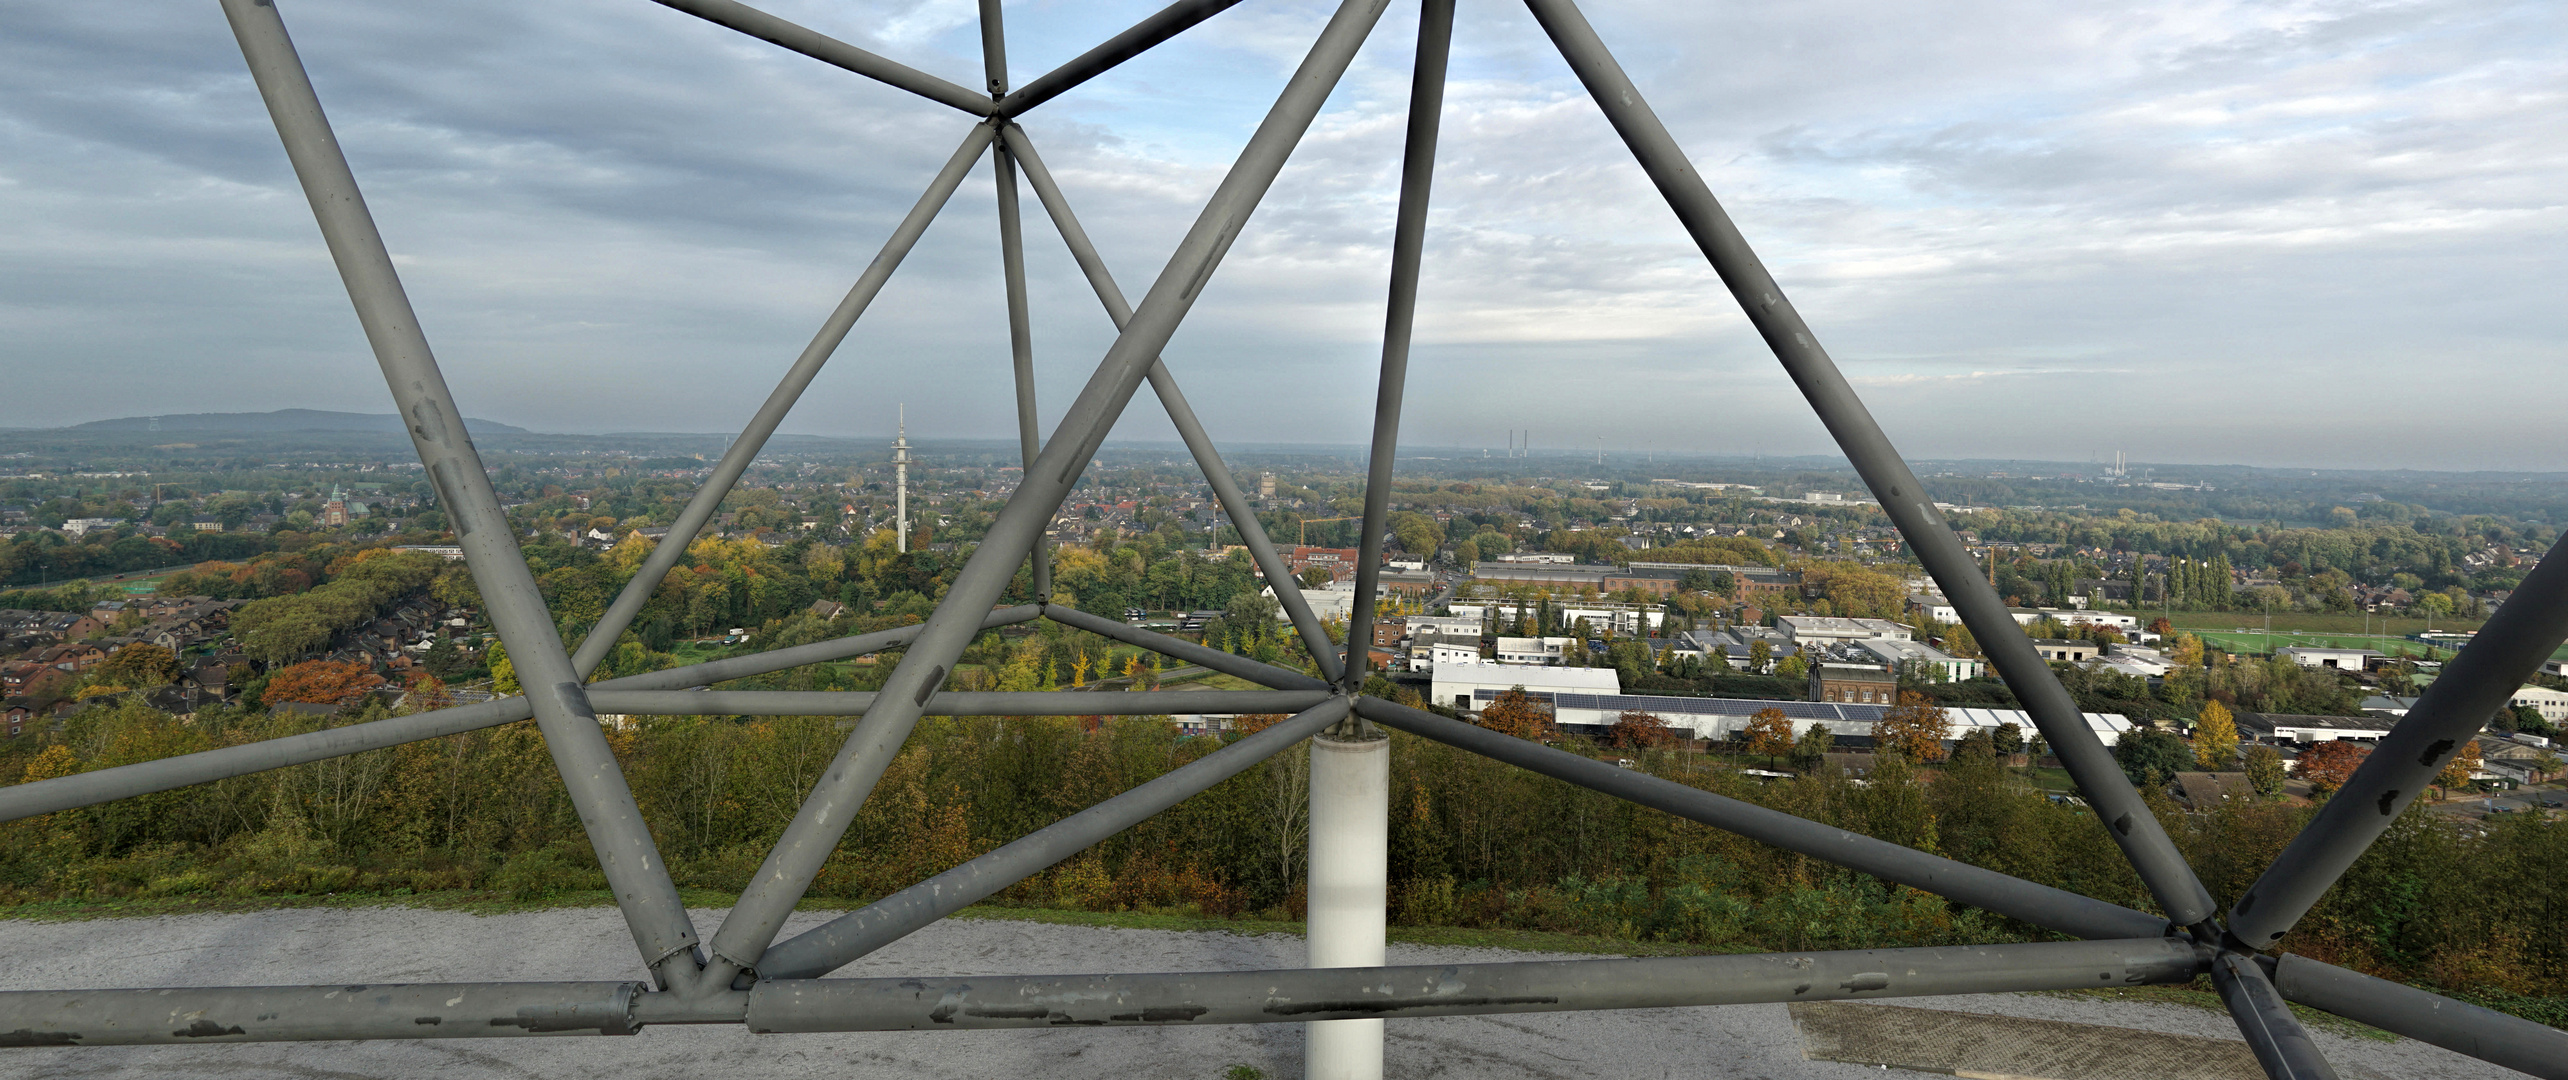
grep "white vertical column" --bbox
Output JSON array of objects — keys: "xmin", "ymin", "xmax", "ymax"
[{"xmin": 1306, "ymin": 731, "xmax": 1389, "ymax": 1080}]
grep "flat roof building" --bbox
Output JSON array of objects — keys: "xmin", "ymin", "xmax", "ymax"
[
  {"xmin": 2277, "ymin": 645, "xmax": 2377, "ymax": 670},
  {"xmin": 1850, "ymin": 637, "xmax": 1983, "ymax": 682},
  {"xmin": 1431, "ymin": 662, "xmax": 1619, "ymax": 713},
  {"xmin": 1521, "ymin": 690, "xmax": 2131, "ymax": 744},
  {"xmin": 1776, "ymin": 616, "xmax": 1912, "ymax": 645}
]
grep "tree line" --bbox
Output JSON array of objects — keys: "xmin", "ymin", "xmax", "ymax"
[{"xmin": 2, "ymin": 693, "xmax": 2560, "ymax": 1024}]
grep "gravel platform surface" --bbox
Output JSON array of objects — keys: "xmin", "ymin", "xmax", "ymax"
[{"xmin": 0, "ymin": 906, "xmax": 2529, "ymax": 1079}]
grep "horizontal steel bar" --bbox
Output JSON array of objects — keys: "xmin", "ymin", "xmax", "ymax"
[
  {"xmin": 0, "ymin": 607, "xmax": 1040, "ymax": 824},
  {"xmin": 1351, "ymin": 697, "xmax": 2172, "ymax": 942},
  {"xmin": 0, "ymin": 982, "xmax": 644, "ymax": 1045},
  {"xmin": 649, "ymin": 0, "xmax": 994, "ymax": 115},
  {"xmin": 1042, "ymin": 605, "xmax": 1331, "ymax": 691},
  {"xmin": 0, "ymin": 936, "xmax": 2203, "ymax": 1045},
  {"xmin": 995, "ymin": 0, "xmax": 1247, "ymax": 117},
  {"xmin": 586, "ymin": 689, "xmax": 1334, "ymax": 717},
  {"xmin": 2272, "ymin": 954, "xmax": 2568, "ymax": 1079},
  {"xmin": 747, "ymin": 937, "xmax": 2204, "ymax": 1031},
  {"xmin": 755, "ymin": 697, "xmax": 1353, "ymax": 980}
]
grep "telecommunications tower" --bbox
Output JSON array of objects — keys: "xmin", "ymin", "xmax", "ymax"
[{"xmin": 893, "ymin": 404, "xmax": 909, "ymax": 554}]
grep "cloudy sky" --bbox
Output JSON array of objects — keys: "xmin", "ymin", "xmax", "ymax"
[{"xmin": 4, "ymin": 0, "xmax": 2562, "ymax": 470}]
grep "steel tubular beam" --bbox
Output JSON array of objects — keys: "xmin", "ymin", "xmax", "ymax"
[
  {"xmin": 746, "ymin": 936, "xmax": 2204, "ymax": 1031},
  {"xmin": 0, "ymin": 982, "xmax": 647, "ymax": 1045},
  {"xmin": 1352, "ymin": 697, "xmax": 2172, "ymax": 941},
  {"xmin": 2272, "ymin": 954, "xmax": 2568, "ymax": 1079},
  {"xmin": 1342, "ymin": 0, "xmax": 1452, "ymax": 689},
  {"xmin": 983, "ymin": 0, "xmax": 1052, "ymax": 604},
  {"xmin": 995, "ymin": 0, "xmax": 1250, "ymax": 118},
  {"xmin": 586, "ymin": 689, "xmax": 1333, "ymax": 717},
  {"xmin": 2212, "ymin": 952, "xmax": 2342, "ymax": 1080},
  {"xmin": 648, "ymin": 0, "xmax": 992, "ymax": 115},
  {"xmin": 2230, "ymin": 532, "xmax": 2568, "ymax": 946},
  {"xmin": 698, "ymin": 0, "xmax": 1392, "ymax": 989},
  {"xmin": 1000, "ymin": 126, "xmax": 1346, "ymax": 681},
  {"xmin": 0, "ymin": 605, "xmax": 1034, "ymax": 823},
  {"xmin": 754, "ymin": 697, "xmax": 1353, "ymax": 980},
  {"xmin": 1519, "ymin": 0, "xmax": 2215, "ymax": 928},
  {"xmin": 569, "ymin": 123, "xmax": 997, "ymax": 676},
  {"xmin": 1044, "ymin": 605, "xmax": 1333, "ymax": 691},
  {"xmin": 219, "ymin": 0, "xmax": 703, "ymax": 991}
]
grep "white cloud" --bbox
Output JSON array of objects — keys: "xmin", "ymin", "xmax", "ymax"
[{"xmin": 0, "ymin": 0, "xmax": 2561, "ymax": 469}]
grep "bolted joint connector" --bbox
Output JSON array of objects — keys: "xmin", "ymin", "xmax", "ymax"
[{"xmin": 1319, "ymin": 706, "xmax": 1383, "ymax": 742}]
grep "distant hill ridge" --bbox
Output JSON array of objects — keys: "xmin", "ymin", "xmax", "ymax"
[{"xmin": 67, "ymin": 409, "xmax": 529, "ymax": 435}]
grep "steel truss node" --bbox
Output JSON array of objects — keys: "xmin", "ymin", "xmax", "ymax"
[{"xmin": 5, "ymin": 1, "xmax": 2566, "ymax": 1076}]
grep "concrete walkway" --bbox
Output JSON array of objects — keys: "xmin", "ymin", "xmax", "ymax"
[{"xmin": 0, "ymin": 906, "xmax": 2531, "ymax": 1079}]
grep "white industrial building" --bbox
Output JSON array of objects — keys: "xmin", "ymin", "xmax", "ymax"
[
  {"xmin": 1559, "ymin": 606, "xmax": 1666, "ymax": 634},
  {"xmin": 2510, "ymin": 685, "xmax": 2568, "ymax": 724},
  {"xmin": 2011, "ymin": 608, "xmax": 2140, "ymax": 633},
  {"xmin": 2276, "ymin": 646, "xmax": 2376, "ymax": 670},
  {"xmin": 1848, "ymin": 638, "xmax": 1983, "ymax": 682},
  {"xmin": 1776, "ymin": 616, "xmax": 1912, "ymax": 645},
  {"xmin": 2090, "ymin": 643, "xmax": 2175, "ymax": 679},
  {"xmin": 1509, "ymin": 690, "xmax": 2132, "ymax": 745},
  {"xmin": 1261, "ymin": 580, "xmax": 1356, "ymax": 621},
  {"xmin": 1494, "ymin": 636, "xmax": 1577, "ymax": 665},
  {"xmin": 1430, "ymin": 662, "xmax": 1619, "ymax": 712},
  {"xmin": 1407, "ymin": 614, "xmax": 1481, "ymax": 639},
  {"xmin": 2250, "ymin": 714, "xmax": 2397, "ymax": 744},
  {"xmin": 1426, "ymin": 642, "xmax": 1482, "ymax": 670}
]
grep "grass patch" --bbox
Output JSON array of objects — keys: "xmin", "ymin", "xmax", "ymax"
[
  {"xmin": 949, "ymin": 904, "xmax": 1735, "ymax": 957},
  {"xmin": 2162, "ymin": 611, "xmax": 2480, "ymax": 637},
  {"xmin": 0, "ymin": 890, "xmax": 1742, "ymax": 959}
]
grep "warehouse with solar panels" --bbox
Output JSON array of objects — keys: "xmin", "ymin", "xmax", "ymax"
[{"xmin": 1468, "ymin": 688, "xmax": 2134, "ymax": 747}]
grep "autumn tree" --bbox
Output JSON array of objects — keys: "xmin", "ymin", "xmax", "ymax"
[
  {"xmin": 2193, "ymin": 700, "xmax": 2240, "ymax": 769},
  {"xmin": 96, "ymin": 643, "xmax": 180, "ymax": 687},
  {"xmin": 1873, "ymin": 691, "xmax": 1951, "ymax": 763},
  {"xmin": 1231, "ymin": 713, "xmax": 1289, "ymax": 736},
  {"xmin": 2294, "ymin": 740, "xmax": 2371, "ymax": 796},
  {"xmin": 262, "ymin": 659, "xmax": 386, "ymax": 707},
  {"xmin": 403, "ymin": 672, "xmax": 454, "ymax": 713},
  {"xmin": 1475, "ymin": 688, "xmax": 1554, "ymax": 741},
  {"xmin": 1744, "ymin": 707, "xmax": 1794, "ymax": 766},
  {"xmin": 1608, "ymin": 710, "xmax": 1674, "ymax": 750},
  {"xmin": 2435, "ymin": 740, "xmax": 2482, "ymax": 798}
]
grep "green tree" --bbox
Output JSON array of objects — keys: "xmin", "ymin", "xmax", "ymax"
[
  {"xmin": 97, "ymin": 643, "xmax": 180, "ymax": 687},
  {"xmin": 2243, "ymin": 744, "xmax": 2287, "ymax": 796},
  {"xmin": 1792, "ymin": 722, "xmax": 1834, "ymax": 770},
  {"xmin": 2114, "ymin": 729, "xmax": 2190, "ymax": 789}
]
